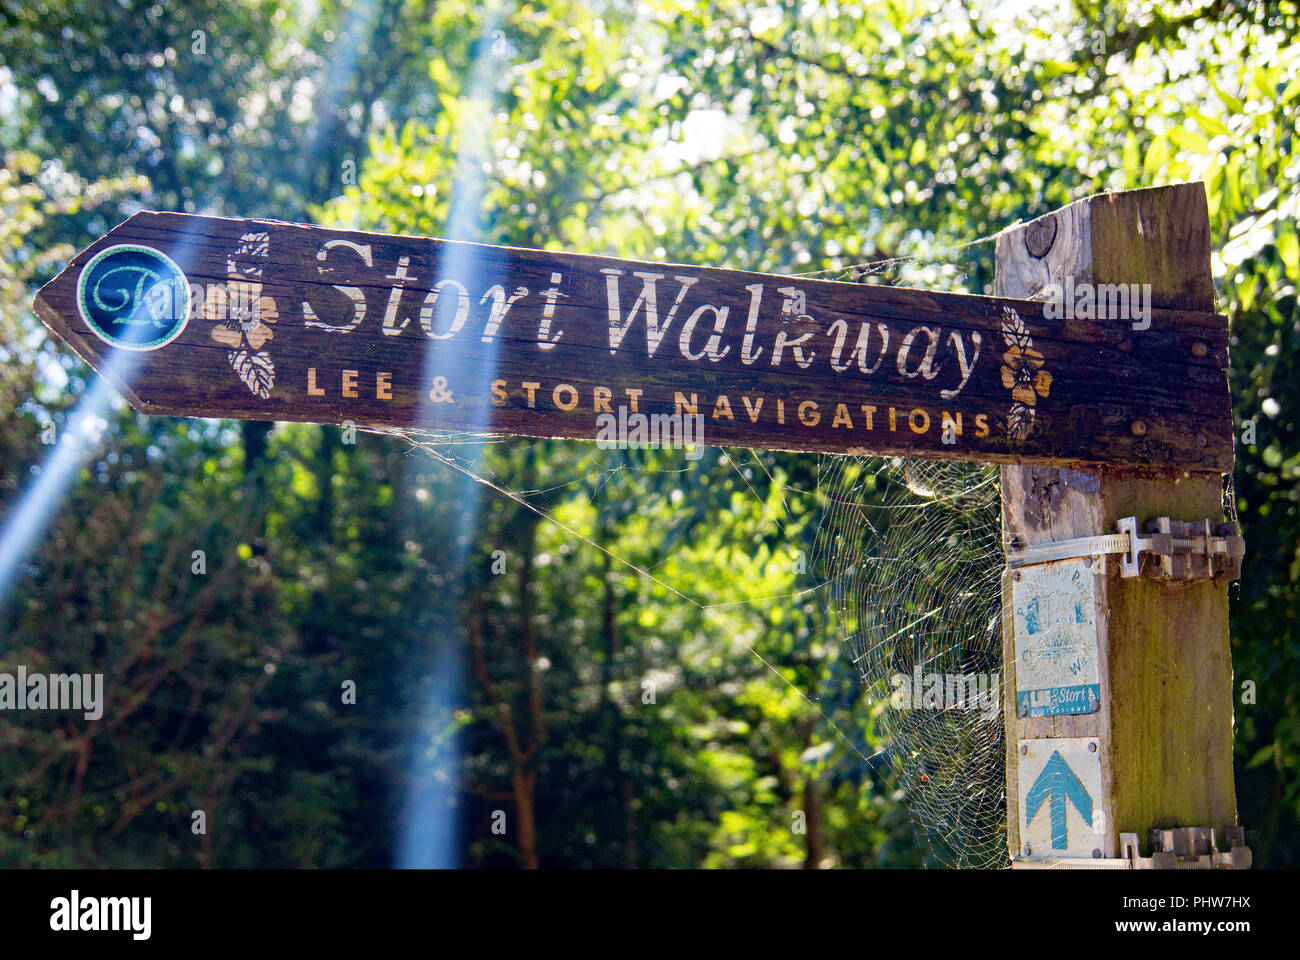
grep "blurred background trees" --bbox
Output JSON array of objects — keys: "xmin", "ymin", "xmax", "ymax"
[{"xmin": 0, "ymin": 0, "xmax": 1296, "ymax": 867}]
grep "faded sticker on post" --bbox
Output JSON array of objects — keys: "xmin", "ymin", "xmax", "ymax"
[{"xmin": 1013, "ymin": 558, "xmax": 1100, "ymax": 717}]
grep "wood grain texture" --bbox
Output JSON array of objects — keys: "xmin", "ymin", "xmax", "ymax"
[
  {"xmin": 34, "ymin": 210, "xmax": 1231, "ymax": 468},
  {"xmin": 999, "ymin": 182, "xmax": 1238, "ymax": 863}
]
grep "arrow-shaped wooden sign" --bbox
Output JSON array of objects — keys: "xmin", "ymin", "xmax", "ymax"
[{"xmin": 32, "ymin": 211, "xmax": 1231, "ymax": 469}]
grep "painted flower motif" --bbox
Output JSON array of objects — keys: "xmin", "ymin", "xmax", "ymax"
[
  {"xmin": 206, "ymin": 278, "xmax": 278, "ymax": 350},
  {"xmin": 205, "ymin": 273, "xmax": 278, "ymax": 399},
  {"xmin": 1000, "ymin": 345, "xmax": 1053, "ymax": 407},
  {"xmin": 999, "ymin": 306, "xmax": 1047, "ymax": 441}
]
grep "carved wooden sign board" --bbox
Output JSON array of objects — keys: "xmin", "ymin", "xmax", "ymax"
[{"xmin": 33, "ymin": 211, "xmax": 1231, "ymax": 470}]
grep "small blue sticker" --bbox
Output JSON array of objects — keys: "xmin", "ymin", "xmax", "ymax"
[{"xmin": 1018, "ymin": 684, "xmax": 1101, "ymax": 718}]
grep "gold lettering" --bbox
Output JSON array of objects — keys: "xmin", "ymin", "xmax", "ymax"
[{"xmin": 553, "ymin": 383, "xmax": 579, "ymax": 411}]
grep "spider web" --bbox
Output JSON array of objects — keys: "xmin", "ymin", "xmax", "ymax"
[
  {"xmin": 381, "ymin": 424, "xmax": 1009, "ymax": 869},
  {"xmin": 809, "ymin": 455, "xmax": 1006, "ymax": 868}
]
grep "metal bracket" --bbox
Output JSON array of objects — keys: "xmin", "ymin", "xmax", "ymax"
[
  {"xmin": 1131, "ymin": 517, "xmax": 1245, "ymax": 581},
  {"xmin": 1007, "ymin": 516, "xmax": 1244, "ymax": 582},
  {"xmin": 1123, "ymin": 827, "xmax": 1252, "ymax": 869},
  {"xmin": 1011, "ymin": 826, "xmax": 1252, "ymax": 869}
]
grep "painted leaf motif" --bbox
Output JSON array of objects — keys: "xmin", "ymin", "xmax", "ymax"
[
  {"xmin": 228, "ymin": 349, "xmax": 275, "ymax": 398},
  {"xmin": 1000, "ymin": 305, "xmax": 1033, "ymax": 350},
  {"xmin": 1007, "ymin": 402, "xmax": 1035, "ymax": 441}
]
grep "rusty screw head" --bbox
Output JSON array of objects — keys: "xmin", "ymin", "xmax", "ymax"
[
  {"xmin": 1192, "ymin": 341, "xmax": 1209, "ymax": 358},
  {"xmin": 1021, "ymin": 743, "xmax": 1029, "ymax": 755},
  {"xmin": 1131, "ymin": 420, "xmax": 1147, "ymax": 437},
  {"xmin": 1092, "ymin": 848, "xmax": 1103, "ymax": 858},
  {"xmin": 1088, "ymin": 741, "xmax": 1098, "ymax": 753},
  {"xmin": 1023, "ymin": 844, "xmax": 1032, "ymax": 857}
]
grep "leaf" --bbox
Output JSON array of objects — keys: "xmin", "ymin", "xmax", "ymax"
[
  {"xmin": 1277, "ymin": 229, "xmax": 1300, "ymax": 275},
  {"xmin": 1122, "ymin": 133, "xmax": 1139, "ymax": 174},
  {"xmin": 1211, "ymin": 78, "xmax": 1244, "ymax": 114},
  {"xmin": 1143, "ymin": 136, "xmax": 1170, "ymax": 179},
  {"xmin": 1190, "ymin": 109, "xmax": 1231, "ymax": 139},
  {"xmin": 1168, "ymin": 125, "xmax": 1209, "ymax": 155},
  {"xmin": 1246, "ymin": 743, "xmax": 1277, "ymax": 769},
  {"xmin": 228, "ymin": 349, "xmax": 275, "ymax": 398},
  {"xmin": 1281, "ymin": 73, "xmax": 1300, "ymax": 105}
]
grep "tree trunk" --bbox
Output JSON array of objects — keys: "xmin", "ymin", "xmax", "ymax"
[
  {"xmin": 512, "ymin": 766, "xmax": 539, "ymax": 870},
  {"xmin": 241, "ymin": 420, "xmax": 272, "ymax": 490},
  {"xmin": 514, "ymin": 450, "xmax": 544, "ymax": 869},
  {"xmin": 598, "ymin": 539, "xmax": 634, "ymax": 867},
  {"xmin": 802, "ymin": 775, "xmax": 824, "ymax": 869}
]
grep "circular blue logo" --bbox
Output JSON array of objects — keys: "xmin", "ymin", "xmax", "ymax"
[{"xmin": 76, "ymin": 244, "xmax": 191, "ymax": 351}]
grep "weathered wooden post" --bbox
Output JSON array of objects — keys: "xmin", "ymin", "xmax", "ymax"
[{"xmin": 997, "ymin": 183, "xmax": 1249, "ymax": 868}]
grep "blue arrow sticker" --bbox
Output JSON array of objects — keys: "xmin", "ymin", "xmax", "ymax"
[{"xmin": 1024, "ymin": 749, "xmax": 1094, "ymax": 850}]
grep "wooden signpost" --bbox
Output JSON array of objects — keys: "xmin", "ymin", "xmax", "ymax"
[
  {"xmin": 33, "ymin": 185, "xmax": 1246, "ymax": 867},
  {"xmin": 34, "ymin": 210, "xmax": 1231, "ymax": 470}
]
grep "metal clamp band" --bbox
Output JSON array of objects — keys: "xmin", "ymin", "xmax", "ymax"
[
  {"xmin": 1011, "ymin": 826, "xmax": 1251, "ymax": 869},
  {"xmin": 1007, "ymin": 516, "xmax": 1245, "ymax": 581}
]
